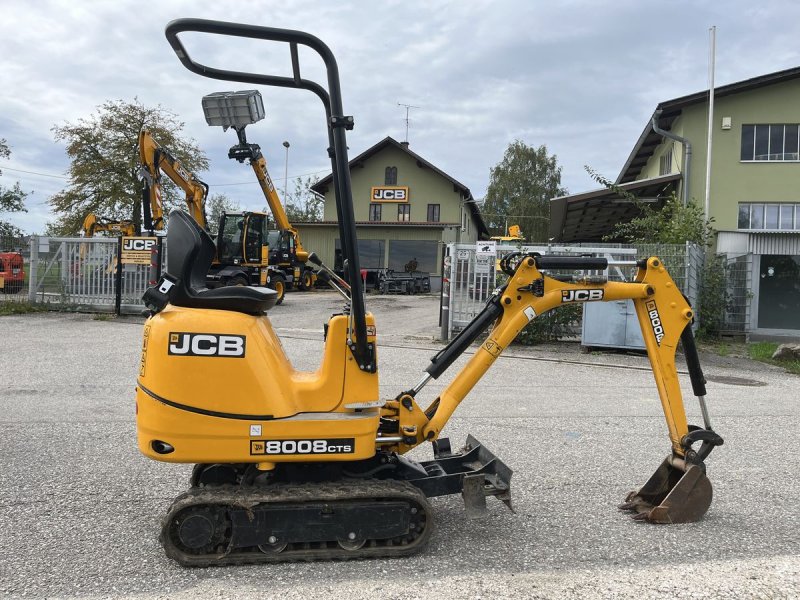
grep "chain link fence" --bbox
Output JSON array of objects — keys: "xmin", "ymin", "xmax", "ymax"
[{"xmin": 0, "ymin": 234, "xmax": 29, "ymax": 301}]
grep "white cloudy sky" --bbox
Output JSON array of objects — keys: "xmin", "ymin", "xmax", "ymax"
[{"xmin": 1, "ymin": 0, "xmax": 799, "ymax": 233}]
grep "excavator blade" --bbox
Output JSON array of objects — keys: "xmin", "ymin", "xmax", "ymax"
[
  {"xmin": 411, "ymin": 435, "xmax": 513, "ymax": 518},
  {"xmin": 619, "ymin": 456, "xmax": 713, "ymax": 524}
]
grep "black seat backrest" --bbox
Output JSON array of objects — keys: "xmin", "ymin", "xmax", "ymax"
[
  {"xmin": 164, "ymin": 210, "xmax": 277, "ymax": 315},
  {"xmin": 166, "ymin": 209, "xmax": 216, "ymax": 290}
]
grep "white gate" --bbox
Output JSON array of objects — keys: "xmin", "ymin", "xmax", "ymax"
[{"xmin": 27, "ymin": 237, "xmax": 160, "ymax": 314}]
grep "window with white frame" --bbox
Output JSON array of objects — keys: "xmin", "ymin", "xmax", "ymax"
[
  {"xmin": 659, "ymin": 143, "xmax": 674, "ymax": 176},
  {"xmin": 738, "ymin": 203, "xmax": 800, "ymax": 230},
  {"xmin": 741, "ymin": 124, "xmax": 800, "ymax": 161}
]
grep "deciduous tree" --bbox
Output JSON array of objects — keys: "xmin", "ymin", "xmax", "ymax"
[
  {"xmin": 482, "ymin": 141, "xmax": 567, "ymax": 241},
  {"xmin": 270, "ymin": 175, "xmax": 323, "ymax": 223},
  {"xmin": 0, "ymin": 139, "xmax": 29, "ymax": 238},
  {"xmin": 205, "ymin": 193, "xmax": 240, "ymax": 235},
  {"xmin": 49, "ymin": 99, "xmax": 209, "ymax": 235}
]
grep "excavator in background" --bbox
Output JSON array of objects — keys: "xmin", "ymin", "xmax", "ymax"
[
  {"xmin": 81, "ymin": 213, "xmax": 136, "ymax": 238},
  {"xmin": 202, "ymin": 90, "xmax": 317, "ymax": 292},
  {"xmin": 136, "ymin": 19, "xmax": 724, "ymax": 567},
  {"xmin": 490, "ymin": 224, "xmax": 524, "ymax": 243},
  {"xmin": 138, "ymin": 129, "xmax": 286, "ymax": 303}
]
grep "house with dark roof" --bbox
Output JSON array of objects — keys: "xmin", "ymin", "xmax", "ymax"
[
  {"xmin": 550, "ymin": 66, "xmax": 800, "ymax": 336},
  {"xmin": 300, "ymin": 136, "xmax": 488, "ymax": 291}
]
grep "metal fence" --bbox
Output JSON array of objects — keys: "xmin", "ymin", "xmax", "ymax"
[
  {"xmin": 441, "ymin": 242, "xmax": 704, "ymax": 340},
  {"xmin": 721, "ymin": 253, "xmax": 752, "ymax": 333},
  {"xmin": 0, "ymin": 234, "xmax": 30, "ymax": 302},
  {"xmin": 23, "ymin": 236, "xmax": 160, "ymax": 314}
]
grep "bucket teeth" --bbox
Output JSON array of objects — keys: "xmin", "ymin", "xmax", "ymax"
[{"xmin": 622, "ymin": 457, "xmax": 713, "ymax": 524}]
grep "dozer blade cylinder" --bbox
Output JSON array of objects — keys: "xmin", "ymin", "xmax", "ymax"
[{"xmin": 620, "ymin": 456, "xmax": 713, "ymax": 524}]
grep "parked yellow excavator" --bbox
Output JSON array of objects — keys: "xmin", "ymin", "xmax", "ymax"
[{"xmin": 137, "ymin": 19, "xmax": 723, "ymax": 567}]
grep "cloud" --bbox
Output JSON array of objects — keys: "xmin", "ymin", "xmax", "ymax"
[{"xmin": 1, "ymin": 0, "xmax": 799, "ymax": 233}]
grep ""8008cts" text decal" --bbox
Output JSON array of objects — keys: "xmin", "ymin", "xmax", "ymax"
[
  {"xmin": 250, "ymin": 438, "xmax": 355, "ymax": 455},
  {"xmin": 645, "ymin": 300, "xmax": 665, "ymax": 345}
]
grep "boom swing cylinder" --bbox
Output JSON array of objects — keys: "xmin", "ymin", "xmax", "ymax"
[{"xmin": 136, "ymin": 18, "xmax": 723, "ymax": 567}]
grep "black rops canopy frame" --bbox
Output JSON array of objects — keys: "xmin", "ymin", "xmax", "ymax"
[{"xmin": 164, "ymin": 18, "xmax": 374, "ymax": 371}]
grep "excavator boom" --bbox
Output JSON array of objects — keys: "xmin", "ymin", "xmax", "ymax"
[
  {"xmin": 384, "ymin": 253, "xmax": 723, "ymax": 524},
  {"xmin": 138, "ymin": 128, "xmax": 208, "ymax": 232}
]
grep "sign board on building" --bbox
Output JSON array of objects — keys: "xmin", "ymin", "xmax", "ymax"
[
  {"xmin": 371, "ymin": 186, "xmax": 409, "ymax": 202},
  {"xmin": 121, "ymin": 237, "xmax": 158, "ymax": 265}
]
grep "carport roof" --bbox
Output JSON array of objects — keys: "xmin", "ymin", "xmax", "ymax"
[{"xmin": 549, "ymin": 173, "xmax": 680, "ymax": 242}]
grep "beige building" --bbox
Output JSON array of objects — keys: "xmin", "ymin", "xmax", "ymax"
[
  {"xmin": 550, "ymin": 67, "xmax": 800, "ymax": 335},
  {"xmin": 302, "ymin": 136, "xmax": 487, "ymax": 290}
]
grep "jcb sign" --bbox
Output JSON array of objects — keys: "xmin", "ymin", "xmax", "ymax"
[
  {"xmin": 371, "ymin": 186, "xmax": 409, "ymax": 202},
  {"xmin": 121, "ymin": 236, "xmax": 158, "ymax": 265}
]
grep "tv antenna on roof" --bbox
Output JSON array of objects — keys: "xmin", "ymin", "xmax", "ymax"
[{"xmin": 397, "ymin": 102, "xmax": 420, "ymax": 143}]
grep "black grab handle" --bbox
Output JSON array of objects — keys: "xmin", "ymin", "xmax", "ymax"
[{"xmin": 534, "ymin": 256, "xmax": 608, "ymax": 270}]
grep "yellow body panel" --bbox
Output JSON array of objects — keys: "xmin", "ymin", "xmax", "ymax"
[{"xmin": 136, "ymin": 306, "xmax": 380, "ymax": 463}]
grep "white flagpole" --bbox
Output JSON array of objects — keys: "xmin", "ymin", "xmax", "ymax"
[{"xmin": 705, "ymin": 26, "xmax": 716, "ymax": 219}]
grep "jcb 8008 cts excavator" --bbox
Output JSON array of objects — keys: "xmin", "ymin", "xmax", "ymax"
[{"xmin": 137, "ymin": 19, "xmax": 724, "ymax": 567}]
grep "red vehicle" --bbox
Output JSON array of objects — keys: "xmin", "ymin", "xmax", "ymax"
[{"xmin": 0, "ymin": 251, "xmax": 25, "ymax": 294}]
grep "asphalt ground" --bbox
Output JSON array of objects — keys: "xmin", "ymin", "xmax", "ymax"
[{"xmin": 1, "ymin": 291, "xmax": 798, "ymax": 599}]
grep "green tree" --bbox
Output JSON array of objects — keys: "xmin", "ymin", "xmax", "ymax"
[
  {"xmin": 585, "ymin": 167, "xmax": 713, "ymax": 246},
  {"xmin": 0, "ymin": 139, "xmax": 29, "ymax": 237},
  {"xmin": 48, "ymin": 99, "xmax": 209, "ymax": 235},
  {"xmin": 482, "ymin": 141, "xmax": 567, "ymax": 241},
  {"xmin": 271, "ymin": 175, "xmax": 323, "ymax": 223},
  {"xmin": 205, "ymin": 193, "xmax": 240, "ymax": 235}
]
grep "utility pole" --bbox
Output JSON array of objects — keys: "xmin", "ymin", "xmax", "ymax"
[
  {"xmin": 282, "ymin": 140, "xmax": 290, "ymax": 201},
  {"xmin": 705, "ymin": 26, "xmax": 716, "ymax": 220},
  {"xmin": 397, "ymin": 102, "xmax": 420, "ymax": 143}
]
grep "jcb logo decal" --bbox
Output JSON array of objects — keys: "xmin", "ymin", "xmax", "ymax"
[
  {"xmin": 123, "ymin": 238, "xmax": 157, "ymax": 252},
  {"xmin": 561, "ymin": 289, "xmax": 604, "ymax": 303},
  {"xmin": 371, "ymin": 186, "xmax": 409, "ymax": 201},
  {"xmin": 168, "ymin": 333, "xmax": 246, "ymax": 357},
  {"xmin": 645, "ymin": 300, "xmax": 665, "ymax": 346}
]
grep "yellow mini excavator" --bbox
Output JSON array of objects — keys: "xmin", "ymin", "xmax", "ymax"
[{"xmin": 137, "ymin": 19, "xmax": 724, "ymax": 567}]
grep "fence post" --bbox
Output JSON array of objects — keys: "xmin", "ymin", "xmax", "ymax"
[
  {"xmin": 114, "ymin": 237, "xmax": 123, "ymax": 316},
  {"xmin": 440, "ymin": 244, "xmax": 451, "ymax": 341},
  {"xmin": 28, "ymin": 236, "xmax": 38, "ymax": 303}
]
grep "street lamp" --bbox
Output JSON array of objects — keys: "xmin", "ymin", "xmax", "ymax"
[{"xmin": 282, "ymin": 141, "xmax": 290, "ymax": 200}]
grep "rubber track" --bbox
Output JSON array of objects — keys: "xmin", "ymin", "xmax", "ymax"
[{"xmin": 160, "ymin": 479, "xmax": 433, "ymax": 567}]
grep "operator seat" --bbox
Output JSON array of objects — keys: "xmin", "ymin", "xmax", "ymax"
[{"xmin": 164, "ymin": 209, "xmax": 277, "ymax": 315}]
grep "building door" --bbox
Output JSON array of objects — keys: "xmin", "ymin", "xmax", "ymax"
[{"xmin": 758, "ymin": 255, "xmax": 800, "ymax": 330}]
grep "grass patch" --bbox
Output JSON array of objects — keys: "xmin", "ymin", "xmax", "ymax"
[
  {"xmin": 697, "ymin": 338, "xmax": 746, "ymax": 358},
  {"xmin": 0, "ymin": 300, "xmax": 48, "ymax": 316},
  {"xmin": 748, "ymin": 341, "xmax": 800, "ymax": 375}
]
